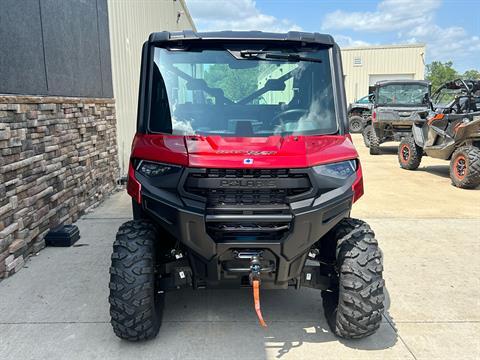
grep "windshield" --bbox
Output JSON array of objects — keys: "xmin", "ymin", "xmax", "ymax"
[
  {"xmin": 149, "ymin": 46, "xmax": 337, "ymax": 136},
  {"xmin": 357, "ymin": 95, "xmax": 371, "ymax": 104},
  {"xmin": 432, "ymin": 88, "xmax": 461, "ymax": 107},
  {"xmin": 376, "ymin": 83, "xmax": 429, "ymax": 107}
]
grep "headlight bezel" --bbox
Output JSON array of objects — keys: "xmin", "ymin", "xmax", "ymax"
[
  {"xmin": 136, "ymin": 160, "xmax": 182, "ymax": 178},
  {"xmin": 312, "ymin": 159, "xmax": 357, "ymax": 180}
]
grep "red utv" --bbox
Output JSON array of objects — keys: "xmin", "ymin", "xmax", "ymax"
[{"xmin": 109, "ymin": 31, "xmax": 385, "ymax": 341}]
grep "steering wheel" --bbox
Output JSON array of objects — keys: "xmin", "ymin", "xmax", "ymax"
[{"xmin": 271, "ymin": 109, "xmax": 308, "ymax": 123}]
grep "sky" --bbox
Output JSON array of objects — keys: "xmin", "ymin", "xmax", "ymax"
[{"xmin": 185, "ymin": 0, "xmax": 480, "ymax": 72}]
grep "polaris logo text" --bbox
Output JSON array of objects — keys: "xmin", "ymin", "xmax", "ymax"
[
  {"xmin": 244, "ymin": 158, "xmax": 254, "ymax": 165},
  {"xmin": 219, "ymin": 179, "xmax": 277, "ymax": 188},
  {"xmin": 215, "ymin": 150, "xmax": 277, "ymax": 155}
]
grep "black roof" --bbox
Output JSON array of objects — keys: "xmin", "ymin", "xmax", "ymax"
[{"xmin": 148, "ymin": 30, "xmax": 335, "ymax": 45}]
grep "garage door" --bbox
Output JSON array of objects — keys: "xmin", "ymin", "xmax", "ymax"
[{"xmin": 369, "ymin": 73, "xmax": 414, "ymax": 86}]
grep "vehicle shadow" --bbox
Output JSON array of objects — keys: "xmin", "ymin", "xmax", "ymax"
[
  {"xmin": 264, "ymin": 287, "xmax": 396, "ymax": 358},
  {"xmin": 411, "ymin": 164, "xmax": 479, "ymax": 189},
  {"xmin": 162, "ymin": 286, "xmax": 397, "ymax": 358},
  {"xmin": 417, "ymin": 165, "xmax": 450, "ymax": 179},
  {"xmin": 377, "ymin": 145, "xmax": 398, "ymax": 155}
]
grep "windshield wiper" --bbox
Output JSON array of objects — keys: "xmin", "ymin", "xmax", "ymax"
[{"xmin": 238, "ymin": 50, "xmax": 323, "ymax": 63}]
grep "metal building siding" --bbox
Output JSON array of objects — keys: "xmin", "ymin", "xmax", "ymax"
[
  {"xmin": 0, "ymin": 0, "xmax": 112, "ymax": 97},
  {"xmin": 108, "ymin": 0, "xmax": 195, "ymax": 174},
  {"xmin": 341, "ymin": 44, "xmax": 425, "ymax": 104}
]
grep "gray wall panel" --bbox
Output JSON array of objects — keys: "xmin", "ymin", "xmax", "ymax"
[
  {"xmin": 41, "ymin": 0, "xmax": 102, "ymax": 97},
  {"xmin": 0, "ymin": 0, "xmax": 48, "ymax": 95},
  {"xmin": 0, "ymin": 0, "xmax": 113, "ymax": 98},
  {"xmin": 96, "ymin": 0, "xmax": 113, "ymax": 97}
]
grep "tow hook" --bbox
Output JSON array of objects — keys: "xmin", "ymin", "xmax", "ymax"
[{"xmin": 249, "ymin": 256, "xmax": 267, "ymax": 328}]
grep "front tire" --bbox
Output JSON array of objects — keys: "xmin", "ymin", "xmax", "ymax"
[
  {"xmin": 362, "ymin": 125, "xmax": 372, "ymax": 148},
  {"xmin": 109, "ymin": 220, "xmax": 163, "ymax": 341},
  {"xmin": 369, "ymin": 128, "xmax": 381, "ymax": 155},
  {"xmin": 321, "ymin": 218, "xmax": 385, "ymax": 339},
  {"xmin": 349, "ymin": 116, "xmax": 364, "ymax": 133},
  {"xmin": 398, "ymin": 137, "xmax": 422, "ymax": 170},
  {"xmin": 450, "ymin": 146, "xmax": 480, "ymax": 189}
]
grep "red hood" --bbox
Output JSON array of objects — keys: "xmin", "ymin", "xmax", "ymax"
[{"xmin": 131, "ymin": 134, "xmax": 358, "ymax": 168}]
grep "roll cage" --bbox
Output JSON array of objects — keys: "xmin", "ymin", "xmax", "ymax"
[{"xmin": 432, "ymin": 78, "xmax": 480, "ymax": 114}]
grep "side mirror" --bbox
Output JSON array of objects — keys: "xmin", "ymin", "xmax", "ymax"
[
  {"xmin": 421, "ymin": 93, "xmax": 434, "ymax": 111},
  {"xmin": 422, "ymin": 93, "xmax": 429, "ymax": 104}
]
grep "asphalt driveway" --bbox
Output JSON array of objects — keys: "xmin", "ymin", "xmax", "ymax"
[{"xmin": 0, "ymin": 135, "xmax": 479, "ymax": 359}]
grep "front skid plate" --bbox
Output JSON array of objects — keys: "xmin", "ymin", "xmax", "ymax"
[{"xmin": 143, "ymin": 194, "xmax": 353, "ymax": 286}]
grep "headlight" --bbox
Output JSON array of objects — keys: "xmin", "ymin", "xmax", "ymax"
[
  {"xmin": 137, "ymin": 161, "xmax": 180, "ymax": 177},
  {"xmin": 313, "ymin": 160, "xmax": 357, "ymax": 179}
]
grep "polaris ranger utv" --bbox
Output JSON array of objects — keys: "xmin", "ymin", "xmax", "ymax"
[
  {"xmin": 363, "ymin": 80, "xmax": 430, "ymax": 154},
  {"xmin": 347, "ymin": 93, "xmax": 374, "ymax": 133},
  {"xmin": 399, "ymin": 79, "xmax": 480, "ymax": 188},
  {"xmin": 109, "ymin": 31, "xmax": 385, "ymax": 341}
]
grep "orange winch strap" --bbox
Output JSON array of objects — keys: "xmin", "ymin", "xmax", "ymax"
[{"xmin": 253, "ymin": 280, "xmax": 267, "ymax": 328}]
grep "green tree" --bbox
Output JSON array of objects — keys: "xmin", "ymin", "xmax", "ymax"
[
  {"xmin": 204, "ymin": 64, "xmax": 260, "ymax": 102},
  {"xmin": 426, "ymin": 61, "xmax": 458, "ymax": 92},
  {"xmin": 462, "ymin": 69, "xmax": 480, "ymax": 80}
]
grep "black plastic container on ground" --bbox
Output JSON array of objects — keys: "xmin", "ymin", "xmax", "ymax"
[{"xmin": 45, "ymin": 225, "xmax": 80, "ymax": 247}]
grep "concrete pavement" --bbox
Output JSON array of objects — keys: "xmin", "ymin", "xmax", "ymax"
[{"xmin": 0, "ymin": 134, "xmax": 479, "ymax": 359}]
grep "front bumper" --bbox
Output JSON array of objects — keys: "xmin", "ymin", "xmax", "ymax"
[{"xmin": 137, "ymin": 167, "xmax": 355, "ymax": 288}]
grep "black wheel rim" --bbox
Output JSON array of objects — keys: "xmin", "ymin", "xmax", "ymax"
[
  {"xmin": 401, "ymin": 145, "xmax": 410, "ymax": 161},
  {"xmin": 351, "ymin": 120, "xmax": 361, "ymax": 131},
  {"xmin": 455, "ymin": 157, "xmax": 467, "ymax": 179}
]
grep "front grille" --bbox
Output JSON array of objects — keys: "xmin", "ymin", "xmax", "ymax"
[
  {"xmin": 184, "ymin": 168, "xmax": 312, "ymax": 206},
  {"xmin": 183, "ymin": 168, "xmax": 311, "ymax": 242}
]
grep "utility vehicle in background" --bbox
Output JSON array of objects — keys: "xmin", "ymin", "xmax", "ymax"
[
  {"xmin": 431, "ymin": 79, "xmax": 480, "ymax": 114},
  {"xmin": 363, "ymin": 80, "xmax": 430, "ymax": 154},
  {"xmin": 347, "ymin": 93, "xmax": 374, "ymax": 133},
  {"xmin": 109, "ymin": 31, "xmax": 385, "ymax": 341},
  {"xmin": 399, "ymin": 79, "xmax": 480, "ymax": 188}
]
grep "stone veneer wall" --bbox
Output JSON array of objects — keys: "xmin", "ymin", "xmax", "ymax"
[{"xmin": 0, "ymin": 95, "xmax": 119, "ymax": 278}]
